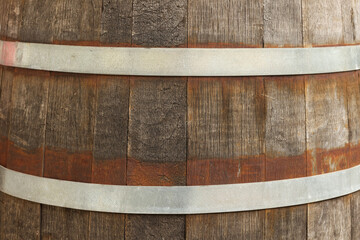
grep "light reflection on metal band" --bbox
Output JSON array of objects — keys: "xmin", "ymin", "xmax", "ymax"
[
  {"xmin": 0, "ymin": 40, "xmax": 359, "ymax": 76},
  {"xmin": 0, "ymin": 165, "xmax": 359, "ymax": 214}
]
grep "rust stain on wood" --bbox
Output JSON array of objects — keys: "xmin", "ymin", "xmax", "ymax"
[
  {"xmin": 266, "ymin": 154, "xmax": 307, "ymax": 181},
  {"xmin": 0, "ymin": 137, "xmax": 8, "ymax": 166},
  {"xmin": 127, "ymin": 158, "xmax": 186, "ymax": 186},
  {"xmin": 92, "ymin": 158, "xmax": 126, "ymax": 185}
]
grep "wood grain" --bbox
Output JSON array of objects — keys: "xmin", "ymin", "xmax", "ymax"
[
  {"xmin": 302, "ymin": 0, "xmax": 355, "ymax": 46},
  {"xmin": 0, "ymin": 193, "xmax": 41, "ymax": 240},
  {"xmin": 305, "ymin": 73, "xmax": 349, "ymax": 175},
  {"xmin": 132, "ymin": 0, "xmax": 187, "ymax": 47},
  {"xmin": 0, "ymin": 0, "xmax": 21, "ymax": 40},
  {"xmin": 7, "ymin": 69, "xmax": 49, "ymax": 176},
  {"xmin": 188, "ymin": 0, "xmax": 263, "ymax": 47},
  {"xmin": 100, "ymin": 0, "xmax": 132, "ymax": 45},
  {"xmin": 0, "ymin": 67, "xmax": 12, "ymax": 167},
  {"xmin": 126, "ymin": 77, "xmax": 186, "ymax": 239},
  {"xmin": 42, "ymin": 74, "xmax": 96, "ymax": 239},
  {"xmin": 89, "ymin": 212, "xmax": 125, "ymax": 240},
  {"xmin": 265, "ymin": 206, "xmax": 306, "ymax": 240},
  {"xmin": 354, "ymin": 0, "xmax": 360, "ymax": 43},
  {"xmin": 352, "ymin": 191, "xmax": 360, "ymax": 240},
  {"xmin": 52, "ymin": 0, "xmax": 101, "ymax": 43},
  {"xmin": 264, "ymin": 0, "xmax": 302, "ymax": 47},
  {"xmin": 186, "ymin": 211, "xmax": 264, "ymax": 240},
  {"xmin": 347, "ymin": 72, "xmax": 360, "ymax": 167},
  {"xmin": 308, "ymin": 196, "xmax": 351, "ymax": 239},
  {"xmin": 187, "ymin": 77, "xmax": 265, "ymax": 239}
]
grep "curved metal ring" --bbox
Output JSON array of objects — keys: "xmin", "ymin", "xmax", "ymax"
[
  {"xmin": 0, "ymin": 165, "xmax": 359, "ymax": 214},
  {"xmin": 1, "ymin": 40, "xmax": 359, "ymax": 76}
]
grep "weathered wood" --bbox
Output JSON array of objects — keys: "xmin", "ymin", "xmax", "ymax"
[
  {"xmin": 92, "ymin": 76, "xmax": 129, "ymax": 185},
  {"xmin": 302, "ymin": 0, "xmax": 355, "ymax": 46},
  {"xmin": 0, "ymin": 193, "xmax": 41, "ymax": 240},
  {"xmin": 308, "ymin": 196, "xmax": 351, "ymax": 239},
  {"xmin": 305, "ymin": 73, "xmax": 349, "ymax": 175},
  {"xmin": 0, "ymin": 0, "xmax": 9, "ymax": 38},
  {"xmin": 100, "ymin": 0, "xmax": 132, "ymax": 45},
  {"xmin": 352, "ymin": 191, "xmax": 360, "ymax": 239},
  {"xmin": 19, "ymin": 0, "xmax": 55, "ymax": 43},
  {"xmin": 89, "ymin": 212, "xmax": 125, "ymax": 240},
  {"xmin": 265, "ymin": 206, "xmax": 307, "ymax": 240},
  {"xmin": 7, "ymin": 69, "xmax": 49, "ymax": 176},
  {"xmin": 187, "ymin": 78, "xmax": 266, "ymax": 185},
  {"xmin": 0, "ymin": 0, "xmax": 21, "ymax": 40},
  {"xmin": 132, "ymin": 0, "xmax": 187, "ymax": 47},
  {"xmin": 265, "ymin": 76, "xmax": 306, "ymax": 181},
  {"xmin": 263, "ymin": 0, "xmax": 302, "ymax": 47},
  {"xmin": 186, "ymin": 211, "xmax": 264, "ymax": 240},
  {"xmin": 347, "ymin": 72, "xmax": 360, "ymax": 167},
  {"xmin": 125, "ymin": 215, "xmax": 185, "ymax": 240},
  {"xmin": 52, "ymin": 0, "xmax": 101, "ymax": 43},
  {"xmin": 188, "ymin": 0, "xmax": 263, "ymax": 47},
  {"xmin": 42, "ymin": 74, "xmax": 96, "ymax": 239},
  {"xmin": 0, "ymin": 67, "xmax": 11, "ymax": 166},
  {"xmin": 187, "ymin": 77, "xmax": 265, "ymax": 239},
  {"xmin": 354, "ymin": 0, "xmax": 360, "ymax": 43},
  {"xmin": 126, "ymin": 77, "xmax": 186, "ymax": 239},
  {"xmin": 41, "ymin": 205, "xmax": 89, "ymax": 240}
]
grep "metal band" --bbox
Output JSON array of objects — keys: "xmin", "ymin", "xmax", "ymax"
[
  {"xmin": 0, "ymin": 40, "xmax": 359, "ymax": 76},
  {"xmin": 1, "ymin": 165, "xmax": 359, "ymax": 214}
]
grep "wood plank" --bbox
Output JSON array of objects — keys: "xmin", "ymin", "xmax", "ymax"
[
  {"xmin": 188, "ymin": 0, "xmax": 263, "ymax": 47},
  {"xmin": 19, "ymin": 0, "xmax": 55, "ymax": 43},
  {"xmin": 0, "ymin": 193, "xmax": 41, "ymax": 240},
  {"xmin": 89, "ymin": 76, "xmax": 129, "ymax": 239},
  {"xmin": 302, "ymin": 0, "xmax": 355, "ymax": 46},
  {"xmin": 346, "ymin": 72, "xmax": 360, "ymax": 168},
  {"xmin": 186, "ymin": 211, "xmax": 264, "ymax": 240},
  {"xmin": 352, "ymin": 191, "xmax": 360, "ymax": 239},
  {"xmin": 0, "ymin": 67, "xmax": 11, "ymax": 167},
  {"xmin": 187, "ymin": 77, "xmax": 266, "ymax": 239},
  {"xmin": 354, "ymin": 0, "xmax": 360, "ymax": 43},
  {"xmin": 0, "ymin": 0, "xmax": 9, "ymax": 39},
  {"xmin": 0, "ymin": 0, "xmax": 21, "ymax": 40},
  {"xmin": 52, "ymin": 0, "xmax": 101, "ymax": 43},
  {"xmin": 308, "ymin": 196, "xmax": 351, "ymax": 239},
  {"xmin": 263, "ymin": 0, "xmax": 302, "ymax": 47},
  {"xmin": 305, "ymin": 73, "xmax": 349, "ymax": 175},
  {"xmin": 264, "ymin": 76, "xmax": 306, "ymax": 181},
  {"xmin": 92, "ymin": 76, "xmax": 129, "ymax": 185},
  {"xmin": 132, "ymin": 0, "xmax": 187, "ymax": 47},
  {"xmin": 126, "ymin": 77, "xmax": 186, "ymax": 239},
  {"xmin": 305, "ymin": 72, "xmax": 351, "ymax": 240},
  {"xmin": 265, "ymin": 206, "xmax": 306, "ymax": 240},
  {"xmin": 42, "ymin": 74, "xmax": 96, "ymax": 239},
  {"xmin": 100, "ymin": 0, "xmax": 132, "ymax": 45},
  {"xmin": 7, "ymin": 69, "xmax": 49, "ymax": 176}
]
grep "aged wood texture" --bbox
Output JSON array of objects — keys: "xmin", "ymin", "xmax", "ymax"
[
  {"xmin": 306, "ymin": 73, "xmax": 351, "ymax": 240},
  {"xmin": 41, "ymin": 74, "xmax": 96, "ymax": 239},
  {"xmin": 308, "ymin": 196, "xmax": 351, "ymax": 239},
  {"xmin": 302, "ymin": 0, "xmax": 355, "ymax": 46},
  {"xmin": 89, "ymin": 212, "xmax": 125, "ymax": 240},
  {"xmin": 7, "ymin": 70, "xmax": 49, "ymax": 176},
  {"xmin": 126, "ymin": 78, "xmax": 186, "ymax": 239},
  {"xmin": 52, "ymin": 0, "xmax": 101, "ymax": 43},
  {"xmin": 92, "ymin": 76, "xmax": 129, "ymax": 185},
  {"xmin": 305, "ymin": 73, "xmax": 349, "ymax": 175},
  {"xmin": 0, "ymin": 0, "xmax": 21, "ymax": 40},
  {"xmin": 100, "ymin": 0, "xmax": 132, "ymax": 45},
  {"xmin": 132, "ymin": 0, "xmax": 187, "ymax": 47},
  {"xmin": 188, "ymin": 0, "xmax": 263, "ymax": 47},
  {"xmin": 263, "ymin": 0, "xmax": 302, "ymax": 47},
  {"xmin": 0, "ymin": 193, "xmax": 41, "ymax": 240},
  {"xmin": 347, "ymin": 72, "xmax": 360, "ymax": 167},
  {"xmin": 0, "ymin": 67, "xmax": 12, "ymax": 166},
  {"xmin": 265, "ymin": 206, "xmax": 307, "ymax": 240},
  {"xmin": 186, "ymin": 211, "xmax": 264, "ymax": 240},
  {"xmin": 352, "ymin": 191, "xmax": 360, "ymax": 239},
  {"xmin": 354, "ymin": 0, "xmax": 360, "ymax": 43},
  {"xmin": 187, "ymin": 78, "xmax": 265, "ymax": 239},
  {"xmin": 19, "ymin": 0, "xmax": 55, "ymax": 43},
  {"xmin": 265, "ymin": 76, "xmax": 306, "ymax": 181},
  {"xmin": 187, "ymin": 78, "xmax": 266, "ymax": 185}
]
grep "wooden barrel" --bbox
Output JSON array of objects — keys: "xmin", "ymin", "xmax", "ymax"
[{"xmin": 0, "ymin": 0, "xmax": 359, "ymax": 239}]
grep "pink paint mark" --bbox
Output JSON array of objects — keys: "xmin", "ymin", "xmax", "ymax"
[{"xmin": 1, "ymin": 41, "xmax": 17, "ymax": 66}]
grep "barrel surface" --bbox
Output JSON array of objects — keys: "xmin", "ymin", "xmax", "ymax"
[{"xmin": 0, "ymin": 0, "xmax": 360, "ymax": 239}]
